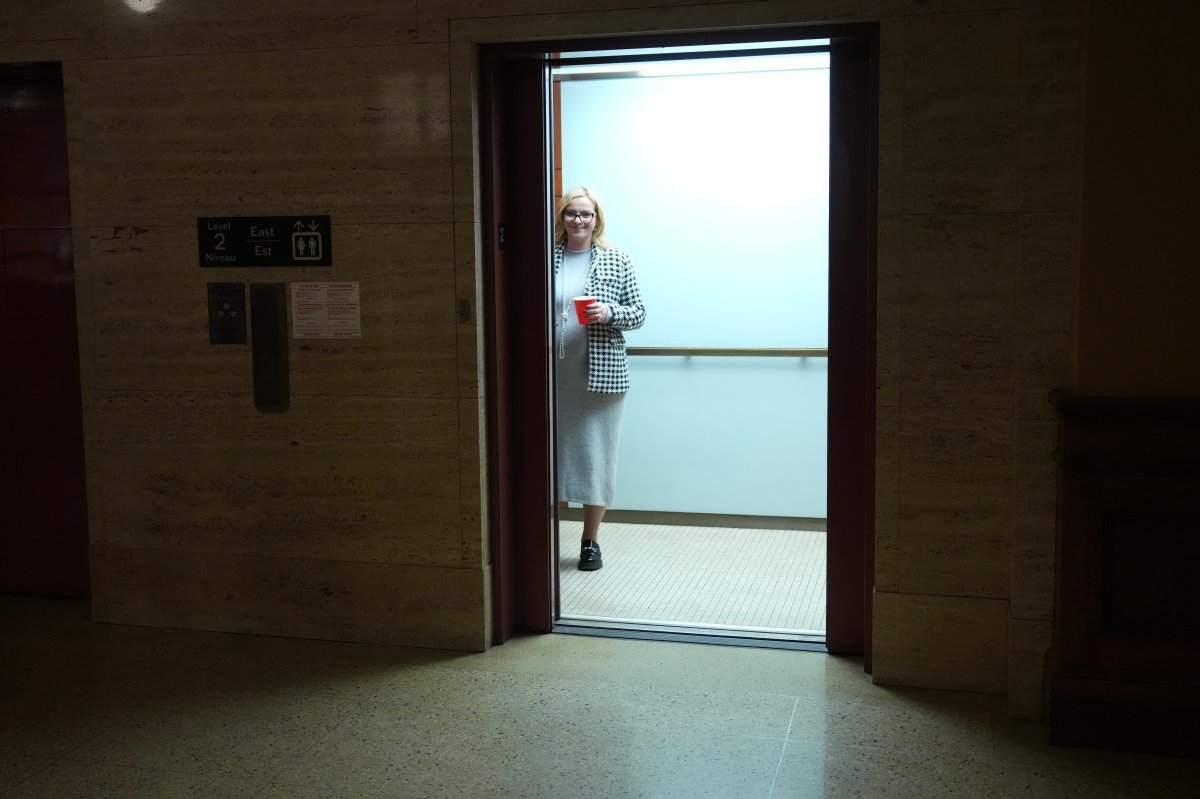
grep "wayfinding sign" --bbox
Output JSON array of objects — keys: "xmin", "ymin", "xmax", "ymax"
[{"xmin": 198, "ymin": 216, "xmax": 332, "ymax": 267}]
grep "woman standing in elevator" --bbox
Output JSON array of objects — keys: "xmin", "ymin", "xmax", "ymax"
[{"xmin": 553, "ymin": 185, "xmax": 646, "ymax": 570}]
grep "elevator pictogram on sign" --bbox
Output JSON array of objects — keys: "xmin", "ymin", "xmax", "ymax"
[{"xmin": 291, "ymin": 225, "xmax": 324, "ymax": 260}]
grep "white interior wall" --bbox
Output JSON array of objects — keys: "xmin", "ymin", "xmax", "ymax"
[{"xmin": 559, "ymin": 52, "xmax": 830, "ymax": 518}]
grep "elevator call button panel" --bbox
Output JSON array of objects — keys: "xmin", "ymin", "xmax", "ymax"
[{"xmin": 207, "ymin": 282, "xmax": 246, "ymax": 344}]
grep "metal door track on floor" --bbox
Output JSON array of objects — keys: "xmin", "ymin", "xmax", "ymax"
[{"xmin": 554, "ymin": 616, "xmax": 827, "ymax": 652}]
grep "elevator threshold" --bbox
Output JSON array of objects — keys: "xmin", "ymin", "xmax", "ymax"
[{"xmin": 554, "ymin": 615, "xmax": 827, "ymax": 652}]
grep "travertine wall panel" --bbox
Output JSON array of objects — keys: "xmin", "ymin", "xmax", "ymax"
[
  {"xmin": 874, "ymin": 405, "xmax": 901, "ymax": 593},
  {"xmin": 90, "ymin": 546, "xmax": 489, "ymax": 650},
  {"xmin": 75, "ymin": 223, "xmax": 457, "ymax": 397},
  {"xmin": 73, "ymin": 225, "xmax": 244, "ymax": 393},
  {"xmin": 454, "ymin": 220, "xmax": 485, "ymax": 398},
  {"xmin": 282, "ymin": 224, "xmax": 457, "ymax": 398},
  {"xmin": 901, "ymin": 10, "xmax": 1021, "ymax": 214},
  {"xmin": 1018, "ymin": 0, "xmax": 1085, "ymax": 212},
  {"xmin": 459, "ymin": 395, "xmax": 489, "ymax": 568},
  {"xmin": 1008, "ymin": 616, "xmax": 1052, "ymax": 719},
  {"xmin": 94, "ymin": 452, "xmax": 461, "ymax": 564},
  {"xmin": 65, "ymin": 44, "xmax": 452, "ymax": 227},
  {"xmin": 1016, "ymin": 212, "xmax": 1076, "ymax": 421},
  {"xmin": 0, "ymin": 0, "xmax": 104, "ymax": 62},
  {"xmin": 101, "ymin": 0, "xmax": 419, "ymax": 57},
  {"xmin": 426, "ymin": 0, "xmax": 818, "ymax": 43},
  {"xmin": 875, "ymin": 216, "xmax": 902, "ymax": 408},
  {"xmin": 873, "ymin": 591, "xmax": 1008, "ymax": 693},
  {"xmin": 1011, "ymin": 417, "xmax": 1056, "ymax": 621},
  {"xmin": 899, "ymin": 213, "xmax": 1018, "ymax": 409},
  {"xmin": 444, "ymin": 0, "xmax": 906, "ymax": 45},
  {"xmin": 86, "ymin": 390, "xmax": 461, "ymax": 566},
  {"xmin": 82, "ymin": 389, "xmax": 459, "ymax": 458},
  {"xmin": 69, "ymin": 227, "xmax": 100, "ymax": 389},
  {"xmin": 898, "ymin": 406, "xmax": 1013, "ymax": 597},
  {"xmin": 877, "ymin": 18, "xmax": 905, "ymax": 217},
  {"xmin": 449, "ymin": 41, "xmax": 481, "ymax": 227},
  {"xmin": 876, "ymin": 2, "xmax": 1080, "ymax": 718}
]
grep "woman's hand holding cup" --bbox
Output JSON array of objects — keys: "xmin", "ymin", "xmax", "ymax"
[{"xmin": 573, "ymin": 296, "xmax": 609, "ymax": 324}]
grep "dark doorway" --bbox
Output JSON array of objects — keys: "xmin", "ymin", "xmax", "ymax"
[{"xmin": 0, "ymin": 62, "xmax": 89, "ymax": 597}]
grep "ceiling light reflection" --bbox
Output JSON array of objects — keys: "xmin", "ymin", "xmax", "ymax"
[{"xmin": 123, "ymin": 0, "xmax": 163, "ymax": 13}]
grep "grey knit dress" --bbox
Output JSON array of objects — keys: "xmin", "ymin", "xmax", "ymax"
[{"xmin": 555, "ymin": 248, "xmax": 625, "ymax": 507}]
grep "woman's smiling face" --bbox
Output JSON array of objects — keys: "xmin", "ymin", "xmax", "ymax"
[{"xmin": 563, "ymin": 197, "xmax": 597, "ymax": 246}]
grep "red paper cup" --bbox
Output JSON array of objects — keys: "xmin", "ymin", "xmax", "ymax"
[{"xmin": 573, "ymin": 296, "xmax": 597, "ymax": 324}]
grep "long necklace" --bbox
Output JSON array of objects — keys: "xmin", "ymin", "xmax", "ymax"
[{"xmin": 558, "ymin": 248, "xmax": 590, "ymax": 360}]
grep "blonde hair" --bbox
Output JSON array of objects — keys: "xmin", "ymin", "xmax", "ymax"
[{"xmin": 554, "ymin": 185, "xmax": 612, "ymax": 249}]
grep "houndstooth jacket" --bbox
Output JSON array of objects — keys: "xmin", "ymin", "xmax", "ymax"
[{"xmin": 554, "ymin": 242, "xmax": 646, "ymax": 393}]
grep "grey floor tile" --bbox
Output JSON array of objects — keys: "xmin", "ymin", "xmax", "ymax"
[
  {"xmin": 271, "ymin": 717, "xmax": 783, "ymax": 799},
  {"xmin": 0, "ymin": 747, "xmax": 56, "ymax": 796},
  {"xmin": 182, "ymin": 649, "xmax": 416, "ymax": 701},
  {"xmin": 991, "ymin": 715, "xmax": 1200, "ymax": 784},
  {"xmin": 1, "ymin": 760, "xmax": 264, "ymax": 799},
  {"xmin": 233, "ymin": 631, "xmax": 466, "ymax": 664},
  {"xmin": 349, "ymin": 665, "xmax": 798, "ymax": 741},
  {"xmin": 0, "ymin": 671, "xmax": 158, "ymax": 758},
  {"xmin": 453, "ymin": 629, "xmax": 869, "ymax": 698},
  {"xmin": 1026, "ymin": 763, "xmax": 1199, "ymax": 799},
  {"xmin": 68, "ymin": 690, "xmax": 352, "ymax": 782},
  {"xmin": 3, "ymin": 597, "xmax": 1198, "ymax": 799},
  {"xmin": 788, "ymin": 688, "xmax": 996, "ymax": 761},
  {"xmin": 771, "ymin": 741, "xmax": 1032, "ymax": 799},
  {"xmin": 1, "ymin": 632, "xmax": 160, "ymax": 678}
]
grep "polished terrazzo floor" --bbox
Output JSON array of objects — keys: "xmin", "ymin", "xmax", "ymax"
[{"xmin": 2, "ymin": 596, "xmax": 1197, "ymax": 798}]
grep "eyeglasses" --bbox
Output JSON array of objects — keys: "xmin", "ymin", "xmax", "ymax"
[{"xmin": 563, "ymin": 210, "xmax": 595, "ymax": 222}]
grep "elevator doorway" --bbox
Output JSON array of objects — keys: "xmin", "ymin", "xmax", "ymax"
[
  {"xmin": 481, "ymin": 25, "xmax": 876, "ymax": 658},
  {"xmin": 550, "ymin": 43, "xmax": 831, "ymax": 647},
  {"xmin": 0, "ymin": 62, "xmax": 89, "ymax": 597}
]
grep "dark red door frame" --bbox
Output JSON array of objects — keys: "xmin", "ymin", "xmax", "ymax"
[
  {"xmin": 481, "ymin": 46, "xmax": 556, "ymax": 642},
  {"xmin": 826, "ymin": 34, "xmax": 878, "ymax": 663},
  {"xmin": 481, "ymin": 26, "xmax": 878, "ymax": 656}
]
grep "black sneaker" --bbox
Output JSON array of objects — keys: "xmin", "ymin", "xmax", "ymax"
[{"xmin": 579, "ymin": 540, "xmax": 603, "ymax": 571}]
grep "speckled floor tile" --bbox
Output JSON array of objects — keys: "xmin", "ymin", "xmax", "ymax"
[
  {"xmin": 990, "ymin": 714, "xmax": 1200, "ymax": 785},
  {"xmin": 69, "ymin": 690, "xmax": 352, "ymax": 782},
  {"xmin": 272, "ymin": 719, "xmax": 783, "ymax": 799},
  {"xmin": 345, "ymin": 666, "xmax": 797, "ymax": 740},
  {"xmin": 0, "ymin": 747, "xmax": 56, "ymax": 796},
  {"xmin": 772, "ymin": 741, "xmax": 1032, "ymax": 798},
  {"xmin": 0, "ymin": 631, "xmax": 161, "ymax": 677},
  {"xmin": 453, "ymin": 630, "xmax": 869, "ymax": 697},
  {"xmin": 183, "ymin": 649, "xmax": 425, "ymax": 701},
  {"xmin": 265, "ymin": 663, "xmax": 792, "ymax": 798},
  {"xmin": 0, "ymin": 670, "xmax": 164, "ymax": 758},
  {"xmin": 788, "ymin": 687, "xmax": 996, "ymax": 761},
  {"xmin": 1, "ymin": 760, "xmax": 264, "ymax": 799},
  {"xmin": 1026, "ymin": 764, "xmax": 1198, "ymax": 799},
  {"xmin": 3, "ymin": 597, "xmax": 1197, "ymax": 799}
]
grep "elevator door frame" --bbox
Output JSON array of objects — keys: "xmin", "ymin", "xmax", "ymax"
[{"xmin": 482, "ymin": 24, "xmax": 877, "ymax": 662}]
